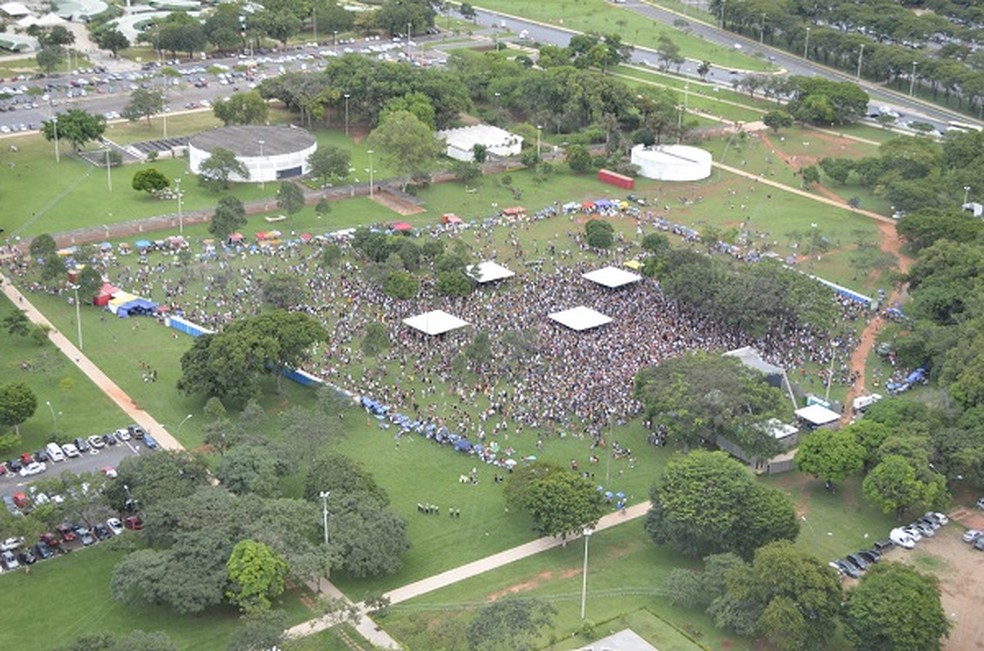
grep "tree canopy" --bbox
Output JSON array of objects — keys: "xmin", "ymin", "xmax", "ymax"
[
  {"xmin": 41, "ymin": 109, "xmax": 106, "ymax": 152},
  {"xmin": 198, "ymin": 147, "xmax": 249, "ymax": 191},
  {"xmin": 505, "ymin": 463, "xmax": 605, "ymax": 539},
  {"xmin": 366, "ymin": 110, "xmax": 439, "ymax": 191}
]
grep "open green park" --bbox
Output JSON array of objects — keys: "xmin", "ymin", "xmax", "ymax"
[{"xmin": 0, "ymin": 52, "xmax": 927, "ymax": 649}]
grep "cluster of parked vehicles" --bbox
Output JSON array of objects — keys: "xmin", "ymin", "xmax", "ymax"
[
  {"xmin": 829, "ymin": 539, "xmax": 895, "ymax": 579},
  {"xmin": 831, "ymin": 511, "xmax": 956, "ymax": 579},
  {"xmin": 888, "ymin": 511, "xmax": 950, "ymax": 550},
  {"xmin": 0, "ymin": 515, "xmax": 142, "ymax": 573}
]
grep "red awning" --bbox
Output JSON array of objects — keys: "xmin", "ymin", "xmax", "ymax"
[{"xmin": 391, "ymin": 222, "xmax": 413, "ymax": 232}]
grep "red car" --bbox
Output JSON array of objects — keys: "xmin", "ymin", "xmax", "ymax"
[
  {"xmin": 56, "ymin": 524, "xmax": 77, "ymax": 542},
  {"xmin": 39, "ymin": 533, "xmax": 61, "ymax": 548},
  {"xmin": 123, "ymin": 516, "xmax": 143, "ymax": 531}
]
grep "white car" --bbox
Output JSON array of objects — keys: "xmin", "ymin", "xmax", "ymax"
[
  {"xmin": 18, "ymin": 461, "xmax": 46, "ymax": 477},
  {"xmin": 106, "ymin": 517, "xmax": 124, "ymax": 536},
  {"xmin": 0, "ymin": 536, "xmax": 23, "ymax": 552},
  {"xmin": 87, "ymin": 435, "xmax": 106, "ymax": 449},
  {"xmin": 61, "ymin": 443, "xmax": 80, "ymax": 458},
  {"xmin": 115, "ymin": 428, "xmax": 131, "ymax": 442},
  {"xmin": 963, "ymin": 529, "xmax": 983, "ymax": 543},
  {"xmin": 890, "ymin": 527, "xmax": 916, "ymax": 549}
]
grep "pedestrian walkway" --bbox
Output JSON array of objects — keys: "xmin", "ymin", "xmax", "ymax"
[{"xmin": 0, "ymin": 272, "xmax": 182, "ymax": 452}]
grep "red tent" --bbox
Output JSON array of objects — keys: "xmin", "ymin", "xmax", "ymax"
[
  {"xmin": 94, "ymin": 282, "xmax": 118, "ymax": 307},
  {"xmin": 391, "ymin": 222, "xmax": 413, "ymax": 232},
  {"xmin": 300, "ymin": 232, "xmax": 313, "ymax": 243},
  {"xmin": 227, "ymin": 232, "xmax": 244, "ymax": 245},
  {"xmin": 441, "ymin": 213, "xmax": 463, "ymax": 225}
]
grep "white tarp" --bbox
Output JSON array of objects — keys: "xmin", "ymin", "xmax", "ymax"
[
  {"xmin": 0, "ymin": 2, "xmax": 30, "ymax": 16},
  {"xmin": 548, "ymin": 306, "xmax": 613, "ymax": 331},
  {"xmin": 466, "ymin": 261, "xmax": 515, "ymax": 284},
  {"xmin": 403, "ymin": 310, "xmax": 470, "ymax": 336},
  {"xmin": 795, "ymin": 404, "xmax": 840, "ymax": 426},
  {"xmin": 582, "ymin": 266, "xmax": 642, "ymax": 289}
]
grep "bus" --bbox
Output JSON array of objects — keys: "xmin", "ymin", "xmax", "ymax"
[{"xmin": 947, "ymin": 120, "xmax": 984, "ymax": 133}]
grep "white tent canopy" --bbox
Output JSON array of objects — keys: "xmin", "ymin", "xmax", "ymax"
[
  {"xmin": 0, "ymin": 2, "xmax": 30, "ymax": 16},
  {"xmin": 582, "ymin": 266, "xmax": 642, "ymax": 289},
  {"xmin": 795, "ymin": 404, "xmax": 840, "ymax": 426},
  {"xmin": 548, "ymin": 306, "xmax": 613, "ymax": 331},
  {"xmin": 466, "ymin": 261, "xmax": 515, "ymax": 284},
  {"xmin": 403, "ymin": 310, "xmax": 470, "ymax": 336}
]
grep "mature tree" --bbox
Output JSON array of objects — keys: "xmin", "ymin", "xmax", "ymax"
[
  {"xmin": 131, "ymin": 169, "xmax": 170, "ymax": 194},
  {"xmin": 330, "ymin": 494, "xmax": 411, "ymax": 578},
  {"xmin": 209, "ymin": 195, "xmax": 247, "ymax": 240},
  {"xmin": 634, "ymin": 352, "xmax": 788, "ymax": 456},
  {"xmin": 435, "ymin": 269, "xmax": 473, "ymax": 296},
  {"xmin": 366, "ymin": 110, "xmax": 439, "ymax": 191},
  {"xmin": 375, "ymin": 0, "xmax": 435, "ymax": 35},
  {"xmin": 215, "ymin": 443, "xmax": 290, "ymax": 498},
  {"xmin": 843, "ymin": 563, "xmax": 950, "ymax": 651},
  {"xmin": 93, "ymin": 28, "xmax": 130, "ymax": 56},
  {"xmin": 29, "ymin": 233, "xmax": 58, "ymax": 259},
  {"xmin": 819, "ymin": 157, "xmax": 854, "ymax": 185},
  {"xmin": 41, "ymin": 109, "xmax": 106, "ymax": 152},
  {"xmin": 466, "ymin": 597, "xmax": 557, "ymax": 651},
  {"xmin": 275, "ymin": 182, "xmax": 305, "ymax": 218},
  {"xmin": 213, "ymin": 91, "xmax": 269, "ymax": 126},
  {"xmin": 506, "ymin": 463, "xmax": 604, "ymax": 540},
  {"xmin": 722, "ymin": 541, "xmax": 843, "ymax": 651},
  {"xmin": 53, "ymin": 630, "xmax": 177, "ymax": 651},
  {"xmin": 383, "ymin": 270, "xmax": 419, "ymax": 299},
  {"xmin": 40, "ymin": 254, "xmax": 66, "ymax": 283},
  {"xmin": 198, "ymin": 147, "xmax": 249, "ymax": 191},
  {"xmin": 203, "ymin": 3, "xmax": 245, "ymax": 53},
  {"xmin": 763, "ymin": 109, "xmax": 793, "ymax": 133},
  {"xmin": 261, "ymin": 273, "xmax": 310, "ymax": 310},
  {"xmin": 584, "ymin": 219, "xmax": 614, "ymax": 248},
  {"xmin": 381, "ymin": 92, "xmax": 437, "ymax": 130},
  {"xmin": 3, "ymin": 309, "xmax": 30, "ymax": 338},
  {"xmin": 103, "ymin": 450, "xmax": 210, "ymax": 512},
  {"xmin": 794, "ymin": 428, "xmax": 865, "ymax": 486},
  {"xmin": 0, "ymin": 382, "xmax": 37, "ymax": 436},
  {"xmin": 786, "ymin": 76, "xmax": 869, "ymax": 125},
  {"xmin": 33, "ymin": 25, "xmax": 74, "ymax": 47},
  {"xmin": 226, "ymin": 610, "xmax": 288, "ymax": 651},
  {"xmin": 801, "ymin": 165, "xmax": 821, "ymax": 187},
  {"xmin": 226, "ymin": 540, "xmax": 288, "ymax": 613},
  {"xmin": 308, "ymin": 145, "xmax": 351, "ymax": 186},
  {"xmin": 646, "ymin": 451, "xmax": 798, "ymax": 558},
  {"xmin": 232, "ymin": 310, "xmax": 326, "ymax": 391},
  {"xmin": 566, "ymin": 143, "xmax": 593, "ymax": 173},
  {"xmin": 151, "ymin": 13, "xmax": 207, "ymax": 58},
  {"xmin": 362, "ymin": 322, "xmax": 391, "ymax": 357},
  {"xmin": 36, "ymin": 46, "xmax": 66, "ymax": 74},
  {"xmin": 252, "ymin": 8, "xmax": 302, "ymax": 46},
  {"xmin": 862, "ymin": 454, "xmax": 948, "ymax": 520},
  {"xmin": 122, "ymin": 88, "xmax": 164, "ymax": 125},
  {"xmin": 77, "ymin": 265, "xmax": 103, "ymax": 300},
  {"xmin": 896, "ymin": 208, "xmax": 984, "ymax": 254}
]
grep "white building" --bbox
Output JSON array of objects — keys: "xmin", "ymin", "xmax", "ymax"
[
  {"xmin": 630, "ymin": 144, "xmax": 712, "ymax": 181},
  {"xmin": 436, "ymin": 124, "xmax": 523, "ymax": 162},
  {"xmin": 188, "ymin": 125, "xmax": 317, "ymax": 184}
]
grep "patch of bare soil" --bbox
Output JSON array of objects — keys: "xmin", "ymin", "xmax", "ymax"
[
  {"xmin": 370, "ymin": 191, "xmax": 427, "ymax": 216},
  {"xmin": 485, "ymin": 570, "xmax": 554, "ymax": 601}
]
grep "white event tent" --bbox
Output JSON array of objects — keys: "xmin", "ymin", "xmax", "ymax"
[
  {"xmin": 403, "ymin": 310, "xmax": 470, "ymax": 336},
  {"xmin": 466, "ymin": 261, "xmax": 515, "ymax": 284},
  {"xmin": 794, "ymin": 404, "xmax": 840, "ymax": 428},
  {"xmin": 548, "ymin": 306, "xmax": 613, "ymax": 331},
  {"xmin": 582, "ymin": 266, "xmax": 642, "ymax": 289}
]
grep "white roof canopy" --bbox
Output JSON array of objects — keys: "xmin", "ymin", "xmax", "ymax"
[
  {"xmin": 402, "ymin": 310, "xmax": 470, "ymax": 336},
  {"xmin": 466, "ymin": 261, "xmax": 515, "ymax": 284},
  {"xmin": 795, "ymin": 404, "xmax": 840, "ymax": 426},
  {"xmin": 548, "ymin": 306, "xmax": 613, "ymax": 331},
  {"xmin": 0, "ymin": 2, "xmax": 30, "ymax": 16},
  {"xmin": 582, "ymin": 266, "xmax": 642, "ymax": 289}
]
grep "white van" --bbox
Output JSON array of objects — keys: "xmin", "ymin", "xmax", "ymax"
[
  {"xmin": 889, "ymin": 527, "xmax": 916, "ymax": 549},
  {"xmin": 46, "ymin": 442, "xmax": 65, "ymax": 462}
]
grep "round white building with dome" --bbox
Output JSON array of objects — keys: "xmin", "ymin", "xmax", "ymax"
[{"xmin": 188, "ymin": 125, "xmax": 317, "ymax": 184}]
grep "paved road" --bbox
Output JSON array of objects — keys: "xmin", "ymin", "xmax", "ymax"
[{"xmin": 1, "ymin": 442, "xmax": 140, "ymax": 500}]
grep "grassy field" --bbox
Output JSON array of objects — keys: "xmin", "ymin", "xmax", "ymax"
[
  {"xmin": 474, "ymin": 0, "xmax": 775, "ymax": 72},
  {"xmin": 0, "ymin": 294, "xmax": 132, "ymax": 453},
  {"xmin": 0, "ymin": 542, "xmax": 319, "ymax": 651}
]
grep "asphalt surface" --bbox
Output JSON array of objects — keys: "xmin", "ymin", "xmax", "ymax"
[{"xmin": 1, "ymin": 439, "xmax": 142, "ymax": 500}]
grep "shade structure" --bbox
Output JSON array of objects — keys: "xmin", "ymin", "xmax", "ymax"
[
  {"xmin": 391, "ymin": 222, "xmax": 413, "ymax": 232},
  {"xmin": 466, "ymin": 261, "xmax": 515, "ymax": 284},
  {"xmin": 403, "ymin": 310, "xmax": 470, "ymax": 335},
  {"xmin": 795, "ymin": 404, "xmax": 840, "ymax": 427},
  {"xmin": 582, "ymin": 266, "xmax": 642, "ymax": 289},
  {"xmin": 548, "ymin": 306, "xmax": 613, "ymax": 331}
]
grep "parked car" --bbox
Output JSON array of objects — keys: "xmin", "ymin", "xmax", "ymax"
[
  {"xmin": 0, "ymin": 536, "xmax": 23, "ymax": 552},
  {"xmin": 127, "ymin": 424, "xmax": 146, "ymax": 439},
  {"xmin": 19, "ymin": 461, "xmax": 46, "ymax": 477},
  {"xmin": 7, "ymin": 457, "xmax": 23, "ymax": 473},
  {"xmin": 845, "ymin": 554, "xmax": 869, "ymax": 572},
  {"xmin": 87, "ymin": 435, "xmax": 106, "ymax": 449},
  {"xmin": 3, "ymin": 495, "xmax": 20, "ymax": 516},
  {"xmin": 976, "ymin": 537, "xmax": 984, "ymax": 551},
  {"xmin": 106, "ymin": 518, "xmax": 124, "ymax": 536},
  {"xmin": 78, "ymin": 528, "xmax": 95, "ymax": 546},
  {"xmin": 901, "ymin": 526, "xmax": 923, "ymax": 542},
  {"xmin": 93, "ymin": 523, "xmax": 110, "ymax": 541},
  {"xmin": 61, "ymin": 443, "xmax": 80, "ymax": 458},
  {"xmin": 102, "ymin": 433, "xmax": 117, "ymax": 446},
  {"xmin": 73, "ymin": 437, "xmax": 90, "ymax": 453},
  {"xmin": 34, "ymin": 449, "xmax": 49, "ymax": 463},
  {"xmin": 115, "ymin": 428, "xmax": 131, "ymax": 442},
  {"xmin": 833, "ymin": 559, "xmax": 861, "ymax": 578},
  {"xmin": 890, "ymin": 528, "xmax": 917, "ymax": 549},
  {"xmin": 17, "ymin": 549, "xmax": 36, "ymax": 565},
  {"xmin": 857, "ymin": 550, "xmax": 880, "ymax": 565},
  {"xmin": 34, "ymin": 541, "xmax": 54, "ymax": 559},
  {"xmin": 872, "ymin": 540, "xmax": 894, "ymax": 553},
  {"xmin": 964, "ymin": 529, "xmax": 983, "ymax": 543},
  {"xmin": 100, "ymin": 466, "xmax": 117, "ymax": 478},
  {"xmin": 925, "ymin": 512, "xmax": 949, "ymax": 526},
  {"xmin": 45, "ymin": 442, "xmax": 65, "ymax": 462},
  {"xmin": 143, "ymin": 433, "xmax": 159, "ymax": 450},
  {"xmin": 123, "ymin": 516, "xmax": 143, "ymax": 530},
  {"xmin": 38, "ymin": 533, "xmax": 60, "ymax": 548},
  {"xmin": 56, "ymin": 524, "xmax": 77, "ymax": 542},
  {"xmin": 1, "ymin": 550, "xmax": 19, "ymax": 570}
]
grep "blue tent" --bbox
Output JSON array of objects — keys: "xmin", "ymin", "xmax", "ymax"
[
  {"xmin": 453, "ymin": 439, "xmax": 472, "ymax": 452},
  {"xmin": 135, "ymin": 240, "xmax": 152, "ymax": 250}
]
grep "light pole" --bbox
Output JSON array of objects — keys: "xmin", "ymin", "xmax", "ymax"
[
  {"xmin": 344, "ymin": 93, "xmax": 350, "ymax": 136},
  {"xmin": 909, "ymin": 61, "xmax": 918, "ymax": 96},
  {"xmin": 964, "ymin": 186, "xmax": 971, "ymax": 205},
  {"xmin": 177, "ymin": 414, "xmax": 192, "ymax": 436},
  {"xmin": 333, "ymin": 30, "xmax": 338, "ymax": 53},
  {"xmin": 105, "ymin": 148, "xmax": 112, "ymax": 192},
  {"xmin": 175, "ymin": 177, "xmax": 183, "ymax": 233},
  {"xmin": 803, "ymin": 27, "xmax": 810, "ymax": 59},
  {"xmin": 719, "ymin": 0, "xmax": 726, "ymax": 28},
  {"xmin": 45, "ymin": 400, "xmax": 60, "ymax": 430},
  {"xmin": 162, "ymin": 91, "xmax": 168, "ymax": 139},
  {"xmin": 760, "ymin": 12, "xmax": 766, "ymax": 44},
  {"xmin": 677, "ymin": 105, "xmax": 684, "ymax": 143},
  {"xmin": 824, "ymin": 342, "xmax": 838, "ymax": 403},
  {"xmin": 71, "ymin": 284, "xmax": 83, "ymax": 351},
  {"xmin": 536, "ymin": 124, "xmax": 542, "ymax": 159},
  {"xmin": 319, "ymin": 491, "xmax": 330, "ymax": 546},
  {"xmin": 367, "ymin": 149, "xmax": 374, "ymax": 198},
  {"xmin": 406, "ymin": 21, "xmax": 412, "ymax": 59},
  {"xmin": 258, "ymin": 140, "xmax": 265, "ymax": 190},
  {"xmin": 580, "ymin": 528, "xmax": 593, "ymax": 619},
  {"xmin": 49, "ymin": 103, "xmax": 59, "ymax": 163},
  {"xmin": 856, "ymin": 44, "xmax": 865, "ymax": 79}
]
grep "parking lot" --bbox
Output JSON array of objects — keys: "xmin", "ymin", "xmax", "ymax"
[{"xmin": 1, "ymin": 439, "xmax": 142, "ymax": 501}]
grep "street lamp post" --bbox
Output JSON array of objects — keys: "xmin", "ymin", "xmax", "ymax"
[
  {"xmin": 760, "ymin": 12, "xmax": 766, "ymax": 44},
  {"xmin": 333, "ymin": 30, "xmax": 338, "ymax": 53},
  {"xmin": 909, "ymin": 61, "xmax": 918, "ymax": 96},
  {"xmin": 45, "ymin": 400, "xmax": 60, "ymax": 430},
  {"xmin": 964, "ymin": 186, "xmax": 971, "ymax": 205},
  {"xmin": 803, "ymin": 27, "xmax": 811, "ymax": 59},
  {"xmin": 367, "ymin": 149, "xmax": 374, "ymax": 198},
  {"xmin": 319, "ymin": 491, "xmax": 330, "ymax": 546},
  {"xmin": 856, "ymin": 43, "xmax": 865, "ymax": 79},
  {"xmin": 719, "ymin": 0, "xmax": 726, "ymax": 28},
  {"xmin": 258, "ymin": 140, "xmax": 265, "ymax": 190},
  {"xmin": 536, "ymin": 124, "xmax": 542, "ymax": 159},
  {"xmin": 177, "ymin": 414, "xmax": 193, "ymax": 436},
  {"xmin": 580, "ymin": 528, "xmax": 593, "ymax": 619},
  {"xmin": 105, "ymin": 148, "xmax": 112, "ymax": 192},
  {"xmin": 71, "ymin": 284, "xmax": 83, "ymax": 351},
  {"xmin": 344, "ymin": 93, "xmax": 350, "ymax": 136},
  {"xmin": 49, "ymin": 102, "xmax": 60, "ymax": 163},
  {"xmin": 175, "ymin": 177, "xmax": 183, "ymax": 233},
  {"xmin": 406, "ymin": 21, "xmax": 412, "ymax": 59}
]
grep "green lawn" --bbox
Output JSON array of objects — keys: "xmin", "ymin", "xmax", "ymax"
[
  {"xmin": 474, "ymin": 0, "xmax": 775, "ymax": 72},
  {"xmin": 0, "ymin": 542, "xmax": 318, "ymax": 650},
  {"xmin": 0, "ymin": 294, "xmax": 132, "ymax": 453}
]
